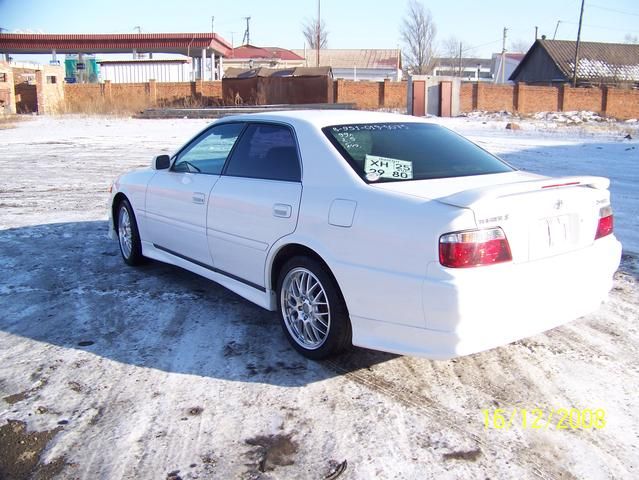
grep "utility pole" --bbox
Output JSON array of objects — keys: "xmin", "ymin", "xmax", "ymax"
[
  {"xmin": 458, "ymin": 42, "xmax": 463, "ymax": 77},
  {"xmin": 316, "ymin": 0, "xmax": 321, "ymax": 67},
  {"xmin": 535, "ymin": 26, "xmax": 538, "ymax": 40},
  {"xmin": 553, "ymin": 20, "xmax": 561, "ymax": 40},
  {"xmin": 211, "ymin": 16, "xmax": 215, "ymax": 34},
  {"xmin": 242, "ymin": 16, "xmax": 251, "ymax": 45},
  {"xmin": 572, "ymin": 0, "xmax": 585, "ymax": 87},
  {"xmin": 501, "ymin": 27, "xmax": 508, "ymax": 84}
]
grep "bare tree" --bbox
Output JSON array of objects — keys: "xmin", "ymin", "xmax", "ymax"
[
  {"xmin": 302, "ymin": 18, "xmax": 328, "ymax": 49},
  {"xmin": 509, "ymin": 39, "xmax": 531, "ymax": 53},
  {"xmin": 624, "ymin": 33, "xmax": 638, "ymax": 44},
  {"xmin": 441, "ymin": 36, "xmax": 463, "ymax": 76},
  {"xmin": 400, "ymin": 0, "xmax": 437, "ymax": 75}
]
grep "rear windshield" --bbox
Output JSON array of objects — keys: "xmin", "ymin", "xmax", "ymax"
[{"xmin": 323, "ymin": 123, "xmax": 514, "ymax": 183}]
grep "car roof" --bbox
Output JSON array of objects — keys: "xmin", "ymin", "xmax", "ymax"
[{"xmin": 216, "ymin": 109, "xmax": 429, "ymax": 129}]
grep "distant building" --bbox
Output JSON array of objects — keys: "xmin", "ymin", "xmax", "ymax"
[
  {"xmin": 291, "ymin": 49, "xmax": 402, "ymax": 81},
  {"xmin": 491, "ymin": 53, "xmax": 525, "ymax": 83},
  {"xmin": 0, "ymin": 62, "xmax": 16, "ymax": 114},
  {"xmin": 431, "ymin": 57, "xmax": 492, "ymax": 81},
  {"xmin": 224, "ymin": 45, "xmax": 305, "ymax": 72},
  {"xmin": 510, "ymin": 39, "xmax": 639, "ymax": 86},
  {"xmin": 98, "ymin": 58, "xmax": 191, "ymax": 83}
]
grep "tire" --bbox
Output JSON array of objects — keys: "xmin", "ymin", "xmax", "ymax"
[
  {"xmin": 276, "ymin": 256, "xmax": 352, "ymax": 360},
  {"xmin": 116, "ymin": 198, "xmax": 145, "ymax": 266}
]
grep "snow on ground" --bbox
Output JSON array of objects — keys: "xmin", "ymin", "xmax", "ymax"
[{"xmin": 0, "ymin": 115, "xmax": 638, "ymax": 479}]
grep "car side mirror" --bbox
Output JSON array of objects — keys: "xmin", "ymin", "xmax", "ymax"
[{"xmin": 153, "ymin": 154, "xmax": 171, "ymax": 170}]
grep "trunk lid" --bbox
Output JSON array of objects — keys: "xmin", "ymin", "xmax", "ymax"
[{"xmin": 374, "ymin": 172, "xmax": 611, "ymax": 263}]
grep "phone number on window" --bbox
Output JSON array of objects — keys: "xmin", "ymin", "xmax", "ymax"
[{"xmin": 482, "ymin": 407, "xmax": 606, "ymax": 430}]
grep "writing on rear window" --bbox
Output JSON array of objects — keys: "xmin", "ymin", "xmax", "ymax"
[
  {"xmin": 332, "ymin": 124, "xmax": 410, "ymax": 133},
  {"xmin": 364, "ymin": 155, "xmax": 413, "ymax": 180}
]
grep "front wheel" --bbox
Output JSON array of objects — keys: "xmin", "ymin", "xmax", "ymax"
[
  {"xmin": 277, "ymin": 256, "xmax": 351, "ymax": 360},
  {"xmin": 116, "ymin": 198, "xmax": 145, "ymax": 266}
]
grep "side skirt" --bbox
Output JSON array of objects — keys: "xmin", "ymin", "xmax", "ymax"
[{"xmin": 141, "ymin": 241, "xmax": 277, "ymax": 311}]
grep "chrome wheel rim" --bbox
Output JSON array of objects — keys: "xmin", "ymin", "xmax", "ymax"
[
  {"xmin": 118, "ymin": 206, "xmax": 133, "ymax": 259},
  {"xmin": 280, "ymin": 267, "xmax": 331, "ymax": 350}
]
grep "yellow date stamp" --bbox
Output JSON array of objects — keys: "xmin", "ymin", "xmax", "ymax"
[{"xmin": 482, "ymin": 407, "xmax": 606, "ymax": 430}]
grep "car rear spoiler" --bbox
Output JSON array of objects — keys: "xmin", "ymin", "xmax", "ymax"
[{"xmin": 437, "ymin": 176, "xmax": 610, "ymax": 209}]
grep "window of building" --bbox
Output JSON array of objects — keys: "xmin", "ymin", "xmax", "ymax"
[
  {"xmin": 0, "ymin": 73, "xmax": 7, "ymax": 82},
  {"xmin": 46, "ymin": 76, "xmax": 57, "ymax": 84}
]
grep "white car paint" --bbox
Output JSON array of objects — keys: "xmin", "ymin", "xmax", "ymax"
[{"xmin": 109, "ymin": 110, "xmax": 622, "ymax": 358}]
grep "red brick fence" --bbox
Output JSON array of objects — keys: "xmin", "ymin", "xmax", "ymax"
[
  {"xmin": 55, "ymin": 77, "xmax": 639, "ymax": 120},
  {"xmin": 62, "ymin": 78, "xmax": 408, "ymax": 113},
  {"xmin": 461, "ymin": 83, "xmax": 639, "ymax": 120}
]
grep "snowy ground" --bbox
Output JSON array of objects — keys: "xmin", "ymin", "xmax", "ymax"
[{"xmin": 0, "ymin": 115, "xmax": 638, "ymax": 479}]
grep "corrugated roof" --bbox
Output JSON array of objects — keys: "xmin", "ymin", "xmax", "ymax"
[
  {"xmin": 231, "ymin": 45, "xmax": 304, "ymax": 61},
  {"xmin": 512, "ymin": 39, "xmax": 639, "ymax": 82},
  {"xmin": 291, "ymin": 49, "xmax": 401, "ymax": 69},
  {"xmin": 0, "ymin": 33, "xmax": 232, "ymax": 56}
]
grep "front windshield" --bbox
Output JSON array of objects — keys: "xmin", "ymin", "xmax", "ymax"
[{"xmin": 323, "ymin": 123, "xmax": 514, "ymax": 183}]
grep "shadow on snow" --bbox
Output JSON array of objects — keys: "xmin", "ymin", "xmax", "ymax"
[{"xmin": 0, "ymin": 221, "xmax": 396, "ymax": 388}]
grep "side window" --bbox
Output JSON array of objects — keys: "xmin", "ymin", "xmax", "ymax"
[
  {"xmin": 224, "ymin": 124, "xmax": 301, "ymax": 182},
  {"xmin": 173, "ymin": 123, "xmax": 245, "ymax": 175}
]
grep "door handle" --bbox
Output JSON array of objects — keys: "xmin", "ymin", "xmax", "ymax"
[
  {"xmin": 273, "ymin": 203, "xmax": 292, "ymax": 218},
  {"xmin": 192, "ymin": 192, "xmax": 205, "ymax": 204}
]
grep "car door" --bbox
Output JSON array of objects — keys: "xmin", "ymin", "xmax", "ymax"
[
  {"xmin": 207, "ymin": 123, "xmax": 303, "ymax": 289},
  {"xmin": 145, "ymin": 122, "xmax": 245, "ymax": 265}
]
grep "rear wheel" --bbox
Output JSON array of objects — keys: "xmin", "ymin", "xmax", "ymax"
[
  {"xmin": 116, "ymin": 199, "xmax": 144, "ymax": 266},
  {"xmin": 277, "ymin": 256, "xmax": 351, "ymax": 360}
]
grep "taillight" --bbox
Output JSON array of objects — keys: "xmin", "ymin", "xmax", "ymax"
[
  {"xmin": 439, "ymin": 227, "xmax": 512, "ymax": 268},
  {"xmin": 595, "ymin": 205, "xmax": 613, "ymax": 240}
]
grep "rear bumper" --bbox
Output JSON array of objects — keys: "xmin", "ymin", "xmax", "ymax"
[{"xmin": 351, "ymin": 235, "xmax": 622, "ymax": 359}]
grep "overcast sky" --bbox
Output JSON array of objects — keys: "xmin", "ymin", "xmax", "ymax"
[{"xmin": 1, "ymin": 0, "xmax": 638, "ymax": 59}]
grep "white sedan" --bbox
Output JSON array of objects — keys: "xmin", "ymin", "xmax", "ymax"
[{"xmin": 109, "ymin": 110, "xmax": 622, "ymax": 360}]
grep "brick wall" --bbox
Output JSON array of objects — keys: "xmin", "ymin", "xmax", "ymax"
[
  {"xmin": 475, "ymin": 84, "xmax": 515, "ymax": 112},
  {"xmin": 64, "ymin": 83, "xmax": 102, "ymax": 103},
  {"xmin": 0, "ymin": 63, "xmax": 16, "ymax": 114},
  {"xmin": 562, "ymin": 86, "xmax": 604, "ymax": 113},
  {"xmin": 517, "ymin": 84, "xmax": 560, "ymax": 113},
  {"xmin": 606, "ymin": 88, "xmax": 639, "ymax": 120},
  {"xmin": 460, "ymin": 83, "xmax": 474, "ymax": 112},
  {"xmin": 64, "ymin": 80, "xmax": 223, "ymax": 112},
  {"xmin": 60, "ymin": 78, "xmax": 406, "ymax": 113},
  {"xmin": 333, "ymin": 79, "xmax": 407, "ymax": 109},
  {"xmin": 382, "ymin": 79, "xmax": 407, "ymax": 109},
  {"xmin": 36, "ymin": 65, "xmax": 65, "ymax": 114},
  {"xmin": 154, "ymin": 82, "xmax": 193, "ymax": 102},
  {"xmin": 459, "ymin": 82, "xmax": 638, "ymax": 120},
  {"xmin": 334, "ymin": 80, "xmax": 382, "ymax": 109}
]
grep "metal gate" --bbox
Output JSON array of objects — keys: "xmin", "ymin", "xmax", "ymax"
[
  {"xmin": 411, "ymin": 80, "xmax": 425, "ymax": 116},
  {"xmin": 439, "ymin": 81, "xmax": 452, "ymax": 117}
]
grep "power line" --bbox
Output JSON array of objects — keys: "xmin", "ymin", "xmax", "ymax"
[
  {"xmin": 561, "ymin": 20, "xmax": 639, "ymax": 33},
  {"xmin": 461, "ymin": 38, "xmax": 502, "ymax": 54},
  {"xmin": 587, "ymin": 3, "xmax": 639, "ymax": 17}
]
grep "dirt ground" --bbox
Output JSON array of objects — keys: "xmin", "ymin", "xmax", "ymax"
[{"xmin": 1, "ymin": 116, "xmax": 638, "ymax": 479}]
